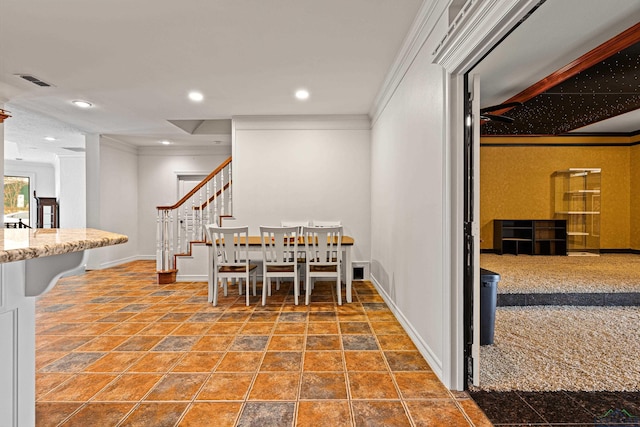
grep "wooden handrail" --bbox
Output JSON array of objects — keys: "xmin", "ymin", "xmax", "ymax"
[
  {"xmin": 194, "ymin": 181, "xmax": 232, "ymax": 210},
  {"xmin": 156, "ymin": 156, "xmax": 232, "ymax": 210}
]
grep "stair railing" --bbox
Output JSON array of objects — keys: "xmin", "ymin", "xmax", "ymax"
[{"xmin": 156, "ymin": 156, "xmax": 232, "ymax": 279}]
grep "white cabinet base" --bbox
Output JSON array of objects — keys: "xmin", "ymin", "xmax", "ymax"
[{"xmin": 0, "ymin": 252, "xmax": 85, "ymax": 427}]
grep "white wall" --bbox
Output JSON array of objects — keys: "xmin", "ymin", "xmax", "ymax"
[
  {"xmin": 370, "ymin": 4, "xmax": 451, "ymax": 385},
  {"xmin": 137, "ymin": 146, "xmax": 232, "ymax": 257},
  {"xmin": 232, "ymin": 116, "xmax": 371, "ymax": 264},
  {"xmin": 87, "ymin": 137, "xmax": 139, "ymax": 268},
  {"xmin": 56, "ymin": 155, "xmax": 86, "ymax": 228}
]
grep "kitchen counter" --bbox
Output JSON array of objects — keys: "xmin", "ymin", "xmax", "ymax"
[{"xmin": 0, "ymin": 228, "xmax": 128, "ymax": 263}]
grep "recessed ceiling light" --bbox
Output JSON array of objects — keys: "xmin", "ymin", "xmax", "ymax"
[
  {"xmin": 44, "ymin": 136, "xmax": 56, "ymax": 141},
  {"xmin": 160, "ymin": 140, "xmax": 171, "ymax": 145},
  {"xmin": 295, "ymin": 89, "xmax": 310, "ymax": 100},
  {"xmin": 72, "ymin": 100, "xmax": 92, "ymax": 108},
  {"xmin": 188, "ymin": 91, "xmax": 204, "ymax": 102}
]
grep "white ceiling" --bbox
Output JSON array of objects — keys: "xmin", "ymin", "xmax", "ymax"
[
  {"xmin": 1, "ymin": 0, "xmax": 639, "ymax": 164},
  {"xmin": 0, "ymin": 0, "xmax": 422, "ymax": 162}
]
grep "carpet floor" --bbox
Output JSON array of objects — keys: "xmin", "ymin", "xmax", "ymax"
[
  {"xmin": 480, "ymin": 253, "xmax": 640, "ymax": 294},
  {"xmin": 476, "ymin": 306, "xmax": 640, "ymax": 392}
]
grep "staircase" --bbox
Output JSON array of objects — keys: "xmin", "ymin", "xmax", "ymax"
[{"xmin": 156, "ymin": 157, "xmax": 232, "ymax": 283}]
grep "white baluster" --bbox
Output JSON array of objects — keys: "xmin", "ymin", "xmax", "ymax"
[
  {"xmin": 228, "ymin": 162, "xmax": 233, "ymax": 217},
  {"xmin": 221, "ymin": 166, "xmax": 225, "ymax": 219},
  {"xmin": 213, "ymin": 171, "xmax": 218, "ymax": 226},
  {"xmin": 205, "ymin": 180, "xmax": 211, "ymax": 236},
  {"xmin": 168, "ymin": 210, "xmax": 174, "ymax": 270}
]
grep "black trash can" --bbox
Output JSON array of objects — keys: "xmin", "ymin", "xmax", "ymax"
[{"xmin": 480, "ymin": 268, "xmax": 500, "ymax": 345}]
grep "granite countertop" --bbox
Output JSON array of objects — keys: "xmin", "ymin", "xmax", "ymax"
[{"xmin": 0, "ymin": 228, "xmax": 128, "ymax": 263}]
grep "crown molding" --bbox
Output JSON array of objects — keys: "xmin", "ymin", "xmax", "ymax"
[
  {"xmin": 233, "ymin": 115, "xmax": 371, "ymax": 130},
  {"xmin": 432, "ymin": 0, "xmax": 539, "ymax": 73},
  {"xmin": 100, "ymin": 135, "xmax": 139, "ymax": 155},
  {"xmin": 138, "ymin": 145, "xmax": 231, "ymax": 157},
  {"xmin": 369, "ymin": 0, "xmax": 443, "ymax": 124}
]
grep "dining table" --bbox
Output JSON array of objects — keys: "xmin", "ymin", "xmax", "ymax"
[{"xmin": 215, "ymin": 235, "xmax": 355, "ymax": 303}]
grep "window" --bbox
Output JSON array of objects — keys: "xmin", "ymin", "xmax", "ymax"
[{"xmin": 4, "ymin": 176, "xmax": 30, "ymax": 226}]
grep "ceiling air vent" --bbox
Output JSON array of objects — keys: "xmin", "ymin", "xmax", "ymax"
[
  {"xmin": 16, "ymin": 74, "xmax": 53, "ymax": 87},
  {"xmin": 62, "ymin": 147, "xmax": 86, "ymax": 153}
]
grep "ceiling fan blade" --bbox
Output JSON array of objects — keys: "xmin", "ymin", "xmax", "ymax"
[
  {"xmin": 480, "ymin": 113, "xmax": 515, "ymax": 123},
  {"xmin": 480, "ymin": 101, "xmax": 523, "ymax": 114}
]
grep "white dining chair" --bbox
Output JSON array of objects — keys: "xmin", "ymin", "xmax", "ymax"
[
  {"xmin": 281, "ymin": 220, "xmax": 309, "ymax": 285},
  {"xmin": 205, "ymin": 225, "xmax": 258, "ymax": 306},
  {"xmin": 311, "ymin": 221, "xmax": 344, "ymax": 283},
  {"xmin": 303, "ymin": 225, "xmax": 343, "ymax": 305},
  {"xmin": 312, "ymin": 220, "xmax": 342, "ymax": 227},
  {"xmin": 281, "ymin": 220, "xmax": 309, "ymax": 231},
  {"xmin": 260, "ymin": 226, "xmax": 301, "ymax": 305}
]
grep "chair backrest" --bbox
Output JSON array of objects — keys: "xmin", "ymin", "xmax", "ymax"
[
  {"xmin": 304, "ymin": 226, "xmax": 342, "ymax": 266},
  {"xmin": 312, "ymin": 220, "xmax": 341, "ymax": 227},
  {"xmin": 205, "ymin": 225, "xmax": 250, "ymax": 269},
  {"xmin": 260, "ymin": 226, "xmax": 299, "ymax": 265},
  {"xmin": 281, "ymin": 220, "xmax": 309, "ymax": 234}
]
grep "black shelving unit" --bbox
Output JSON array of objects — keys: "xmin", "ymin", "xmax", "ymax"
[{"xmin": 494, "ymin": 219, "xmax": 566, "ymax": 255}]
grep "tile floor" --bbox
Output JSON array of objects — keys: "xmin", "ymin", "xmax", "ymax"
[{"xmin": 35, "ymin": 260, "xmax": 492, "ymax": 426}]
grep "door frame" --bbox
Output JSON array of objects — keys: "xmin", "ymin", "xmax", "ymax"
[{"xmin": 433, "ymin": 0, "xmax": 540, "ymax": 390}]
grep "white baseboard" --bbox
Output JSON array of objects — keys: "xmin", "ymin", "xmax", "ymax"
[
  {"xmin": 86, "ymin": 255, "xmax": 152, "ymax": 271},
  {"xmin": 369, "ymin": 273, "xmax": 444, "ymax": 380},
  {"xmin": 176, "ymin": 274, "xmax": 208, "ymax": 282}
]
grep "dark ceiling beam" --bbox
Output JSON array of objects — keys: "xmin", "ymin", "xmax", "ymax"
[{"xmin": 495, "ymin": 21, "xmax": 640, "ymax": 113}]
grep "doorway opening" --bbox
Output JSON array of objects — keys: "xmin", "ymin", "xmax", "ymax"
[{"xmin": 4, "ymin": 175, "xmax": 30, "ymax": 227}]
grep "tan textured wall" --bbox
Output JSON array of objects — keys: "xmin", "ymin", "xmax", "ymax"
[
  {"xmin": 480, "ymin": 142, "xmax": 630, "ymax": 250},
  {"xmin": 631, "ymin": 144, "xmax": 640, "ymax": 250}
]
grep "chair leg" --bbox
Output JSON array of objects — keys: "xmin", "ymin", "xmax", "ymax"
[
  {"xmin": 208, "ymin": 271, "xmax": 213, "ymax": 303},
  {"xmin": 252, "ymin": 271, "xmax": 257, "ymax": 297},
  {"xmin": 245, "ymin": 275, "xmax": 250, "ymax": 306},
  {"xmin": 336, "ymin": 277, "xmax": 342, "ymax": 306},
  {"xmin": 223, "ymin": 279, "xmax": 228, "ymax": 297},
  {"xmin": 212, "ymin": 274, "xmax": 219, "ymax": 306},
  {"xmin": 262, "ymin": 277, "xmax": 268, "ymax": 306},
  {"xmin": 294, "ymin": 272, "xmax": 299, "ymax": 306}
]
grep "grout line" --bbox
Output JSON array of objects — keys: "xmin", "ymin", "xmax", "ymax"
[{"xmin": 37, "ymin": 262, "xmax": 475, "ymax": 426}]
